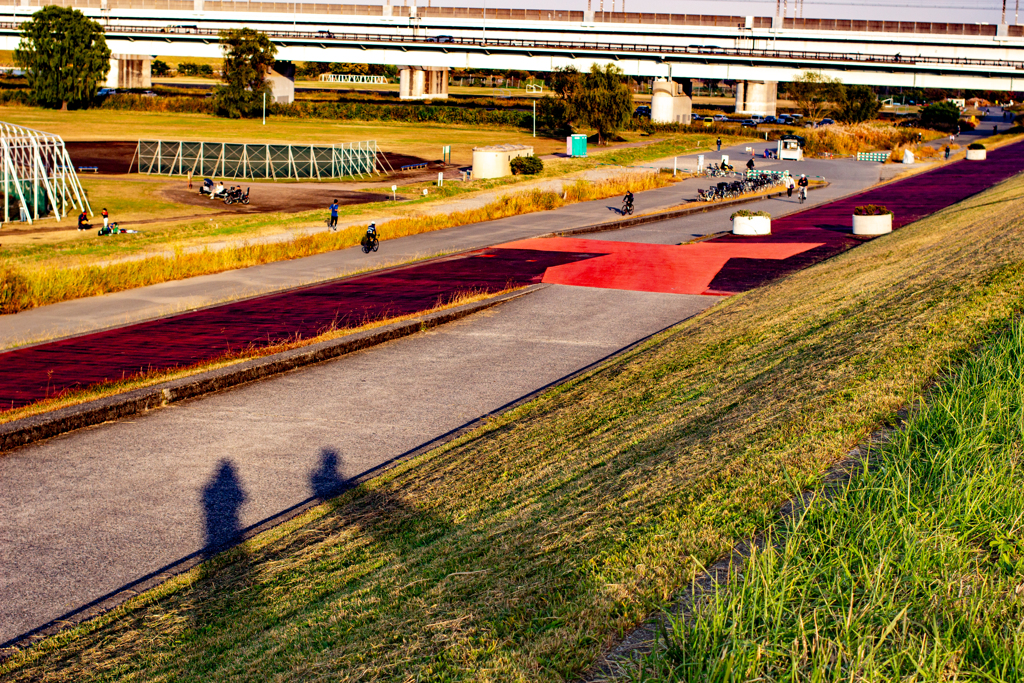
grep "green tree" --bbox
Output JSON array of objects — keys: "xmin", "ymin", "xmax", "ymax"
[
  {"xmin": 834, "ymin": 84, "xmax": 881, "ymax": 123},
  {"xmin": 14, "ymin": 5, "xmax": 110, "ymax": 111},
  {"xmin": 575, "ymin": 64, "xmax": 633, "ymax": 145},
  {"xmin": 151, "ymin": 59, "xmax": 171, "ymax": 77},
  {"xmin": 920, "ymin": 100, "xmax": 961, "ymax": 131},
  {"xmin": 789, "ymin": 71, "xmax": 844, "ymax": 121},
  {"xmin": 213, "ymin": 28, "xmax": 277, "ymax": 119}
]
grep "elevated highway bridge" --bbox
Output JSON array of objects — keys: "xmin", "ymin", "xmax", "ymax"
[{"xmin": 1, "ymin": 0, "xmax": 1021, "ymax": 111}]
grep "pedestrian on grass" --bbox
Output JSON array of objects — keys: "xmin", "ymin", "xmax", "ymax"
[
  {"xmin": 187, "ymin": 170, "xmax": 193, "ymax": 190},
  {"xmin": 102, "ymin": 208, "xmax": 109, "ymax": 230},
  {"xmin": 716, "ymin": 137, "xmax": 722, "ymax": 152},
  {"xmin": 329, "ymin": 199, "xmax": 339, "ymax": 231},
  {"xmin": 77, "ymin": 210, "xmax": 89, "ymax": 231},
  {"xmin": 944, "ymin": 145, "xmax": 951, "ymax": 160}
]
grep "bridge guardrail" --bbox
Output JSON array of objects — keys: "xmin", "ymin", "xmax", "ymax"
[{"xmin": 1, "ymin": 21, "xmax": 1020, "ymax": 71}]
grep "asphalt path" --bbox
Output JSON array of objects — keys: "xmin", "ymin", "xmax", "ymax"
[
  {"xmin": 0, "ymin": 144, "xmax": 882, "ymax": 350},
  {"xmin": 0, "ymin": 284, "xmax": 720, "ymax": 647}
]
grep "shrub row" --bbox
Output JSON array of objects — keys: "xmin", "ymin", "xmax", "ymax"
[{"xmin": 270, "ymin": 101, "xmax": 532, "ymax": 126}]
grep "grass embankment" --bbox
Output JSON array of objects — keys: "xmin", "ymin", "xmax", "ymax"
[
  {"xmin": 5, "ymin": 160, "xmax": 1024, "ymax": 681},
  {"xmin": 0, "ymin": 286, "xmax": 509, "ymax": 424},
  {"xmin": 0, "ymin": 173, "xmax": 670, "ymax": 314},
  {"xmin": 632, "ymin": 320, "xmax": 1024, "ymax": 681}
]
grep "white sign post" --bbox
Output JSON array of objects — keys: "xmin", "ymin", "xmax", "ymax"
[
  {"xmin": 697, "ymin": 154, "xmax": 704, "ymax": 172},
  {"xmin": 391, "ymin": 184, "xmax": 397, "ymax": 201},
  {"xmin": 437, "ymin": 171, "xmax": 444, "ymax": 187}
]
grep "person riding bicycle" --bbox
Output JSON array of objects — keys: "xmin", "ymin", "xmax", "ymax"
[
  {"xmin": 367, "ymin": 222, "xmax": 377, "ymax": 237},
  {"xmin": 797, "ymin": 174, "xmax": 809, "ymax": 200},
  {"xmin": 624, "ymin": 191, "xmax": 634, "ymax": 208},
  {"xmin": 746, "ymin": 157, "xmax": 755, "ymax": 171}
]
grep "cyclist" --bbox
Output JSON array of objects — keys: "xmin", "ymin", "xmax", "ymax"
[
  {"xmin": 797, "ymin": 174, "xmax": 809, "ymax": 202},
  {"xmin": 623, "ymin": 191, "xmax": 634, "ymax": 214}
]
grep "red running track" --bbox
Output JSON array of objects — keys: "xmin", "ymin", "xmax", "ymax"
[{"xmin": 2, "ymin": 141, "xmax": 1024, "ymax": 409}]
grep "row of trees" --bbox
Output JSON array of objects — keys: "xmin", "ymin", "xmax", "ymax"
[{"xmin": 788, "ymin": 73, "xmax": 881, "ymax": 123}]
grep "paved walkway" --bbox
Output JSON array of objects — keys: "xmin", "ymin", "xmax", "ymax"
[{"xmin": 2, "ymin": 139, "xmax": 1023, "ymax": 648}]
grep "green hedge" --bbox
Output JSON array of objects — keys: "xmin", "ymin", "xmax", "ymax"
[{"xmin": 270, "ymin": 101, "xmax": 532, "ymax": 126}]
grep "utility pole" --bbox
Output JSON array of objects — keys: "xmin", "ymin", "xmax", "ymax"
[{"xmin": 1003, "ymin": 0, "xmax": 1007, "ymax": 24}]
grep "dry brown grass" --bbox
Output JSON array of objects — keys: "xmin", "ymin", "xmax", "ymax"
[{"xmin": 5, "ymin": 174, "xmax": 1024, "ymax": 681}]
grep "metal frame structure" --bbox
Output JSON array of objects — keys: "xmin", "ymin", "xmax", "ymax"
[
  {"xmin": 0, "ymin": 121, "xmax": 90, "ymax": 225},
  {"xmin": 136, "ymin": 140, "xmax": 382, "ymax": 180},
  {"xmin": 319, "ymin": 74, "xmax": 388, "ymax": 84}
]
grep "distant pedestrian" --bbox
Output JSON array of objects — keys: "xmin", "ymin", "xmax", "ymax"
[
  {"xmin": 944, "ymin": 145, "xmax": 951, "ymax": 160},
  {"xmin": 785, "ymin": 173, "xmax": 795, "ymax": 197},
  {"xmin": 949, "ymin": 134, "xmax": 955, "ymax": 145},
  {"xmin": 994, "ymin": 125, "xmax": 998, "ymax": 135},
  {"xmin": 956, "ymin": 124, "xmax": 961, "ymax": 135},
  {"xmin": 102, "ymin": 208, "xmax": 109, "ymax": 229},
  {"xmin": 716, "ymin": 137, "xmax": 722, "ymax": 152},
  {"xmin": 328, "ymin": 199, "xmax": 339, "ymax": 230},
  {"xmin": 187, "ymin": 170, "xmax": 193, "ymax": 190},
  {"xmin": 746, "ymin": 157, "xmax": 755, "ymax": 171}
]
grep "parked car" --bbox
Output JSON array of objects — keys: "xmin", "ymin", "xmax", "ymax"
[
  {"xmin": 762, "ymin": 115, "xmax": 779, "ymax": 124},
  {"xmin": 712, "ymin": 114, "xmax": 729, "ymax": 121},
  {"xmin": 97, "ymin": 88, "xmax": 116, "ymax": 96},
  {"xmin": 740, "ymin": 119, "xmax": 759, "ymax": 127},
  {"xmin": 818, "ymin": 117, "xmax": 835, "ymax": 126},
  {"xmin": 634, "ymin": 105, "xmax": 651, "ymax": 119}
]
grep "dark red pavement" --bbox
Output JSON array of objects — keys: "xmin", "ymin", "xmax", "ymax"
[{"xmin": 3, "ymin": 141, "xmax": 1023, "ymax": 410}]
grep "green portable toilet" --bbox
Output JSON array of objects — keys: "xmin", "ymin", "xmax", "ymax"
[{"xmin": 566, "ymin": 134, "xmax": 588, "ymax": 158}]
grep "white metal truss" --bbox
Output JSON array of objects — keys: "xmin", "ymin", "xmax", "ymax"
[
  {"xmin": 137, "ymin": 139, "xmax": 382, "ymax": 180},
  {"xmin": 319, "ymin": 74, "xmax": 389, "ymax": 84},
  {"xmin": 0, "ymin": 121, "xmax": 91, "ymax": 226}
]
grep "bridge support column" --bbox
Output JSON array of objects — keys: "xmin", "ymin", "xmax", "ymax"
[
  {"xmin": 650, "ymin": 78, "xmax": 691, "ymax": 124},
  {"xmin": 105, "ymin": 54, "xmax": 151, "ymax": 89},
  {"xmin": 266, "ymin": 62, "xmax": 295, "ymax": 104},
  {"xmin": 399, "ymin": 66, "xmax": 449, "ymax": 100},
  {"xmin": 735, "ymin": 80, "xmax": 777, "ymax": 117}
]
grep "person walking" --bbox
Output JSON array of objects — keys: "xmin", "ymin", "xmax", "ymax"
[
  {"xmin": 716, "ymin": 137, "xmax": 722, "ymax": 152},
  {"xmin": 328, "ymin": 199, "xmax": 339, "ymax": 231},
  {"xmin": 944, "ymin": 145, "xmax": 951, "ymax": 160},
  {"xmin": 187, "ymin": 170, "xmax": 193, "ymax": 190},
  {"xmin": 746, "ymin": 157, "xmax": 755, "ymax": 171},
  {"xmin": 102, "ymin": 208, "xmax": 109, "ymax": 230},
  {"xmin": 785, "ymin": 173, "xmax": 796, "ymax": 198}
]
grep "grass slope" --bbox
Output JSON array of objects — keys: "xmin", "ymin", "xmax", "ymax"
[
  {"xmin": 6, "ymin": 173, "xmax": 1024, "ymax": 681},
  {"xmin": 633, "ymin": 319, "xmax": 1024, "ymax": 681}
]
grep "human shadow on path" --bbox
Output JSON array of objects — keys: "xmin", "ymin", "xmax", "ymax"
[
  {"xmin": 310, "ymin": 448, "xmax": 347, "ymax": 501},
  {"xmin": 201, "ymin": 459, "xmax": 247, "ymax": 557}
]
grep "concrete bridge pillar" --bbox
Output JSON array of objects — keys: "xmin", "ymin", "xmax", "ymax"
[
  {"xmin": 650, "ymin": 78, "xmax": 692, "ymax": 124},
  {"xmin": 735, "ymin": 80, "xmax": 777, "ymax": 117},
  {"xmin": 399, "ymin": 66, "xmax": 449, "ymax": 100},
  {"xmin": 105, "ymin": 54, "xmax": 151, "ymax": 89},
  {"xmin": 267, "ymin": 62, "xmax": 295, "ymax": 104}
]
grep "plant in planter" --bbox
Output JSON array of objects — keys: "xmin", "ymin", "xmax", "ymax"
[
  {"xmin": 731, "ymin": 209, "xmax": 771, "ymax": 236},
  {"xmin": 853, "ymin": 205, "xmax": 893, "ymax": 216},
  {"xmin": 966, "ymin": 142, "xmax": 987, "ymax": 160},
  {"xmin": 968, "ymin": 143, "xmax": 986, "ymax": 150},
  {"xmin": 852, "ymin": 204, "xmax": 893, "ymax": 235}
]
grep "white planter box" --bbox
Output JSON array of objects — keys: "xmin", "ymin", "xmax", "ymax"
[
  {"xmin": 732, "ymin": 215, "xmax": 771, "ymax": 236},
  {"xmin": 966, "ymin": 148, "xmax": 987, "ymax": 160},
  {"xmin": 852, "ymin": 213, "xmax": 893, "ymax": 236}
]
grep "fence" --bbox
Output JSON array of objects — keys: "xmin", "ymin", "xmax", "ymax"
[
  {"xmin": 135, "ymin": 140, "xmax": 381, "ymax": 179},
  {"xmin": 319, "ymin": 74, "xmax": 389, "ymax": 84},
  {"xmin": 857, "ymin": 151, "xmax": 891, "ymax": 162}
]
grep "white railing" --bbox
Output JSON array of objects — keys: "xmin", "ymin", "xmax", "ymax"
[
  {"xmin": 525, "ymin": 83, "xmax": 544, "ymax": 93},
  {"xmin": 319, "ymin": 74, "xmax": 389, "ymax": 84}
]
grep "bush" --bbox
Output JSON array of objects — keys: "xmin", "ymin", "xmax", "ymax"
[
  {"xmin": 177, "ymin": 62, "xmax": 199, "ymax": 76},
  {"xmin": 968, "ymin": 142, "xmax": 986, "ymax": 150},
  {"xmin": 919, "ymin": 101, "xmax": 961, "ymax": 131},
  {"xmin": 731, "ymin": 210, "xmax": 770, "ymax": 219},
  {"xmin": 198, "ymin": 64, "xmax": 214, "ymax": 77},
  {"xmin": 510, "ymin": 155, "xmax": 543, "ymax": 175},
  {"xmin": 853, "ymin": 205, "xmax": 893, "ymax": 216}
]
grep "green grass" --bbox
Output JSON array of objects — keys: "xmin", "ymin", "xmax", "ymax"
[
  {"xmin": 4, "ymin": 163, "xmax": 1024, "ymax": 680},
  {"xmin": 629, "ymin": 319, "xmax": 1024, "ymax": 682}
]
